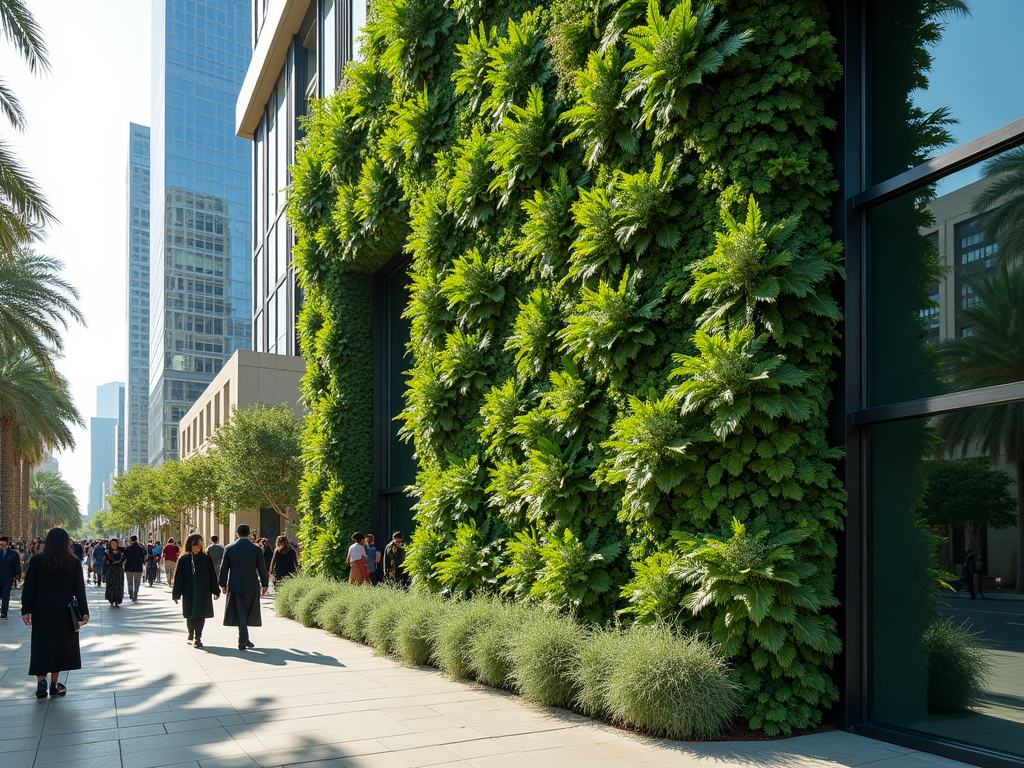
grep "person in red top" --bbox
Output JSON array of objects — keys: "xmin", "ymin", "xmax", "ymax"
[{"xmin": 162, "ymin": 538, "xmax": 180, "ymax": 587}]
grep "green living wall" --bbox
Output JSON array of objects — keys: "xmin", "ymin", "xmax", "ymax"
[{"xmin": 289, "ymin": 0, "xmax": 846, "ymax": 734}]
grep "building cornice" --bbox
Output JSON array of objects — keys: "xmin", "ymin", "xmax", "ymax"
[{"xmin": 236, "ymin": 0, "xmax": 309, "ymax": 140}]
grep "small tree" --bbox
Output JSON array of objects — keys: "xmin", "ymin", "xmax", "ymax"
[
  {"xmin": 107, "ymin": 464, "xmax": 169, "ymax": 533},
  {"xmin": 917, "ymin": 457, "xmax": 1017, "ymax": 572},
  {"xmin": 212, "ymin": 404, "xmax": 303, "ymax": 532}
]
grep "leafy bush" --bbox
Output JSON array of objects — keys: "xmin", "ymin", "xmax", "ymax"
[
  {"xmin": 483, "ymin": 9, "xmax": 550, "ymax": 126},
  {"xmin": 395, "ymin": 592, "xmax": 446, "ymax": 665},
  {"xmin": 622, "ymin": 0, "xmax": 750, "ymax": 138},
  {"xmin": 568, "ymin": 184, "xmax": 625, "ymax": 284},
  {"xmin": 447, "ymin": 126, "xmax": 495, "ymax": 228},
  {"xmin": 294, "ymin": 581, "xmax": 342, "ymax": 628},
  {"xmin": 392, "ymin": 87, "xmax": 448, "ymax": 165},
  {"xmin": 612, "ymin": 154, "xmax": 690, "ymax": 257},
  {"xmin": 559, "ymin": 268, "xmax": 661, "ymax": 383},
  {"xmin": 488, "ymin": 87, "xmax": 558, "ymax": 208},
  {"xmin": 433, "ymin": 517, "xmax": 503, "ymax": 597},
  {"xmin": 373, "ymin": 0, "xmax": 454, "ymax": 85},
  {"xmin": 441, "ymin": 249, "xmax": 508, "ymax": 328},
  {"xmin": 601, "ymin": 624, "xmax": 738, "ymax": 739},
  {"xmin": 505, "ymin": 289, "xmax": 563, "ymax": 380},
  {"xmin": 673, "ymin": 517, "xmax": 841, "ymax": 734},
  {"xmin": 432, "ymin": 597, "xmax": 500, "ymax": 679},
  {"xmin": 510, "ymin": 611, "xmax": 586, "ymax": 707},
  {"xmin": 454, "ymin": 22, "xmax": 497, "ymax": 115},
  {"xmin": 562, "ymin": 48, "xmax": 636, "ymax": 168},
  {"xmin": 617, "ymin": 550, "xmax": 687, "ymax": 624},
  {"xmin": 517, "ymin": 168, "xmax": 577, "ymax": 279},
  {"xmin": 532, "ymin": 528, "xmax": 621, "ymax": 621},
  {"xmin": 923, "ymin": 618, "xmax": 993, "ymax": 713}
]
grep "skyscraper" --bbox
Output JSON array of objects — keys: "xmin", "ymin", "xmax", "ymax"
[
  {"xmin": 149, "ymin": 0, "xmax": 253, "ymax": 466},
  {"xmin": 126, "ymin": 123, "xmax": 151, "ymax": 472},
  {"xmin": 90, "ymin": 382, "xmax": 124, "ymax": 515}
]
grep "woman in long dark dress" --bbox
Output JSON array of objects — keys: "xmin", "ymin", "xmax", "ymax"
[
  {"xmin": 104, "ymin": 538, "xmax": 126, "ymax": 607},
  {"xmin": 268, "ymin": 534, "xmax": 299, "ymax": 586},
  {"xmin": 172, "ymin": 533, "xmax": 220, "ymax": 648},
  {"xmin": 21, "ymin": 527, "xmax": 89, "ymax": 698}
]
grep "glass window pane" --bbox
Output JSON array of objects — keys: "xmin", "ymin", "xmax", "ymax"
[
  {"xmin": 869, "ymin": 408, "xmax": 1022, "ymax": 760},
  {"xmin": 322, "ymin": 0, "xmax": 336, "ymax": 96},
  {"xmin": 869, "ymin": 1, "xmax": 1024, "ymax": 185},
  {"xmin": 352, "ymin": 0, "xmax": 367, "ymax": 60},
  {"xmin": 276, "ymin": 70, "xmax": 288, "ymax": 215},
  {"xmin": 277, "ymin": 218, "xmax": 289, "ymax": 281},
  {"xmin": 868, "ymin": 150, "xmax": 1024, "ymax": 407}
]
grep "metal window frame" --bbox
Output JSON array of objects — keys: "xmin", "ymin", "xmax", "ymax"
[{"xmin": 836, "ymin": 3, "xmax": 1024, "ymax": 766}]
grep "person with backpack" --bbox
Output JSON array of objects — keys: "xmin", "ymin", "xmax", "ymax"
[
  {"xmin": 91, "ymin": 540, "xmax": 105, "ymax": 587},
  {"xmin": 146, "ymin": 539, "xmax": 160, "ymax": 587}
]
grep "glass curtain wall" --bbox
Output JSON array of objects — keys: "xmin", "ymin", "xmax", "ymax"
[{"xmin": 842, "ymin": 1, "xmax": 1024, "ymax": 764}]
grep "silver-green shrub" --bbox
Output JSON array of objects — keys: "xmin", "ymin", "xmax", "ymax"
[{"xmin": 923, "ymin": 618, "xmax": 993, "ymax": 713}]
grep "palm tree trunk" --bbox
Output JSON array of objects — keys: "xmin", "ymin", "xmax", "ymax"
[
  {"xmin": 20, "ymin": 457, "xmax": 30, "ymax": 537},
  {"xmin": 0, "ymin": 415, "xmax": 14, "ymax": 538}
]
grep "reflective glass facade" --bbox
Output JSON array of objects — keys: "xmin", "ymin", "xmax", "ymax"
[
  {"xmin": 150, "ymin": 0, "xmax": 253, "ymax": 466},
  {"xmin": 839, "ymin": 2, "xmax": 1024, "ymax": 765},
  {"xmin": 126, "ymin": 124, "xmax": 151, "ymax": 472}
]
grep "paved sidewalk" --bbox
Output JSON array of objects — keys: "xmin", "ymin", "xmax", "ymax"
[{"xmin": 0, "ymin": 578, "xmax": 973, "ymax": 768}]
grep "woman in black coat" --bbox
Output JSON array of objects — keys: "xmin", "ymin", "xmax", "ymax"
[
  {"xmin": 172, "ymin": 533, "xmax": 220, "ymax": 648},
  {"xmin": 104, "ymin": 538, "xmax": 126, "ymax": 607},
  {"xmin": 21, "ymin": 527, "xmax": 89, "ymax": 698}
]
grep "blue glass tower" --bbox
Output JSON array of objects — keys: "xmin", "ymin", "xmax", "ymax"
[
  {"xmin": 149, "ymin": 0, "xmax": 252, "ymax": 466},
  {"xmin": 126, "ymin": 123, "xmax": 150, "ymax": 472}
]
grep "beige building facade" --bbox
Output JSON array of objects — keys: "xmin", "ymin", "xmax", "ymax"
[{"xmin": 177, "ymin": 348, "xmax": 306, "ymax": 545}]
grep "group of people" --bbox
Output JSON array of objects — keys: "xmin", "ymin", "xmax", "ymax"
[
  {"xmin": 346, "ymin": 530, "xmax": 406, "ymax": 586},
  {"xmin": 16, "ymin": 523, "xmax": 290, "ymax": 699}
]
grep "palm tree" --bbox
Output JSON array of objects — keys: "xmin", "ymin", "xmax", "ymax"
[
  {"xmin": 0, "ymin": 346, "xmax": 80, "ymax": 537},
  {"xmin": 30, "ymin": 470, "xmax": 79, "ymax": 533},
  {"xmin": 0, "ymin": 0, "xmax": 54, "ymax": 252},
  {"xmin": 937, "ymin": 263, "xmax": 1024, "ymax": 591},
  {"xmin": 972, "ymin": 146, "xmax": 1024, "ymax": 267},
  {"xmin": 0, "ymin": 246, "xmax": 83, "ymax": 374}
]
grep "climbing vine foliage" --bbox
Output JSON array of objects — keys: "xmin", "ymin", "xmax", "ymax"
[{"xmin": 289, "ymin": 0, "xmax": 845, "ymax": 736}]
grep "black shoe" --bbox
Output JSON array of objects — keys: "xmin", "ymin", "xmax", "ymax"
[
  {"xmin": 1, "ymin": 613, "xmax": 7, "ymax": 619},
  {"xmin": 35, "ymin": 679, "xmax": 48, "ymax": 698},
  {"xmin": 238, "ymin": 641, "xmax": 254, "ymax": 650},
  {"xmin": 187, "ymin": 632, "xmax": 193, "ymax": 642},
  {"xmin": 194, "ymin": 639, "xmax": 203, "ymax": 648}
]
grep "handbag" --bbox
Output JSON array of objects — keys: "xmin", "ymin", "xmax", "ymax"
[{"xmin": 69, "ymin": 595, "xmax": 83, "ymax": 632}]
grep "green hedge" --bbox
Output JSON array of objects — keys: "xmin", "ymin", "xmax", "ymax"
[
  {"xmin": 288, "ymin": 0, "xmax": 846, "ymax": 734},
  {"xmin": 275, "ymin": 576, "xmax": 737, "ymax": 740}
]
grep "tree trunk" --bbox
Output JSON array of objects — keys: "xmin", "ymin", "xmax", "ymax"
[
  {"xmin": 0, "ymin": 416, "xmax": 14, "ymax": 538},
  {"xmin": 1015, "ymin": 457, "xmax": 1024, "ymax": 594},
  {"xmin": 20, "ymin": 458, "xmax": 30, "ymax": 538}
]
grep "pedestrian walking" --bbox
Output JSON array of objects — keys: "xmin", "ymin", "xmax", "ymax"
[
  {"xmin": 146, "ymin": 539, "xmax": 159, "ymax": 586},
  {"xmin": 207, "ymin": 535, "xmax": 225, "ymax": 574},
  {"xmin": 153, "ymin": 540, "xmax": 163, "ymax": 583},
  {"xmin": 104, "ymin": 538, "xmax": 126, "ymax": 608},
  {"xmin": 163, "ymin": 538, "xmax": 180, "ymax": 586},
  {"xmin": 0, "ymin": 536, "xmax": 23, "ymax": 619},
  {"xmin": 91, "ymin": 540, "xmax": 105, "ymax": 586},
  {"xmin": 124, "ymin": 535, "xmax": 147, "ymax": 602},
  {"xmin": 258, "ymin": 538, "xmax": 274, "ymax": 575},
  {"xmin": 975, "ymin": 553, "xmax": 986, "ymax": 600},
  {"xmin": 219, "ymin": 524, "xmax": 268, "ymax": 650},
  {"xmin": 172, "ymin": 533, "xmax": 220, "ymax": 648},
  {"xmin": 958, "ymin": 552, "xmax": 974, "ymax": 602},
  {"xmin": 364, "ymin": 534, "xmax": 380, "ymax": 585},
  {"xmin": 268, "ymin": 535, "xmax": 299, "ymax": 587},
  {"xmin": 21, "ymin": 527, "xmax": 89, "ymax": 698},
  {"xmin": 347, "ymin": 532, "xmax": 369, "ymax": 586},
  {"xmin": 383, "ymin": 531, "xmax": 408, "ymax": 586}
]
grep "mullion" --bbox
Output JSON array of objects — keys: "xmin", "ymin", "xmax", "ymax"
[{"xmin": 850, "ymin": 380, "xmax": 1024, "ymax": 426}]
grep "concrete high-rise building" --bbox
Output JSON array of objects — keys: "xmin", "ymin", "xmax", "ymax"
[
  {"xmin": 149, "ymin": 0, "xmax": 254, "ymax": 466},
  {"xmin": 89, "ymin": 383, "xmax": 124, "ymax": 515},
  {"xmin": 126, "ymin": 123, "xmax": 151, "ymax": 472},
  {"xmin": 236, "ymin": 0, "xmax": 366, "ymax": 356}
]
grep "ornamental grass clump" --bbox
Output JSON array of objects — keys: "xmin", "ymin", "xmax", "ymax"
[
  {"xmin": 395, "ymin": 592, "xmax": 445, "ymax": 666},
  {"xmin": 365, "ymin": 585, "xmax": 412, "ymax": 656},
  {"xmin": 432, "ymin": 597, "xmax": 500, "ymax": 680},
  {"xmin": 342, "ymin": 583, "xmax": 381, "ymax": 642},
  {"xmin": 468, "ymin": 600, "xmax": 529, "ymax": 688},
  {"xmin": 510, "ymin": 611, "xmax": 586, "ymax": 708},
  {"xmin": 923, "ymin": 617, "xmax": 993, "ymax": 713},
  {"xmin": 294, "ymin": 580, "xmax": 342, "ymax": 628},
  {"xmin": 273, "ymin": 574, "xmax": 317, "ymax": 619},
  {"xmin": 574, "ymin": 626, "xmax": 625, "ymax": 718},
  {"xmin": 316, "ymin": 586, "xmax": 355, "ymax": 635},
  {"xmin": 602, "ymin": 624, "xmax": 738, "ymax": 739}
]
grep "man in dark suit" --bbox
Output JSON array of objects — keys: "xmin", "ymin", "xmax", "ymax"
[
  {"xmin": 123, "ymin": 535, "xmax": 147, "ymax": 602},
  {"xmin": 0, "ymin": 536, "xmax": 23, "ymax": 618},
  {"xmin": 219, "ymin": 524, "xmax": 268, "ymax": 650}
]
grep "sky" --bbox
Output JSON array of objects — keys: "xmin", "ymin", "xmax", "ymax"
[{"xmin": 0, "ymin": 1, "xmax": 152, "ymax": 515}]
